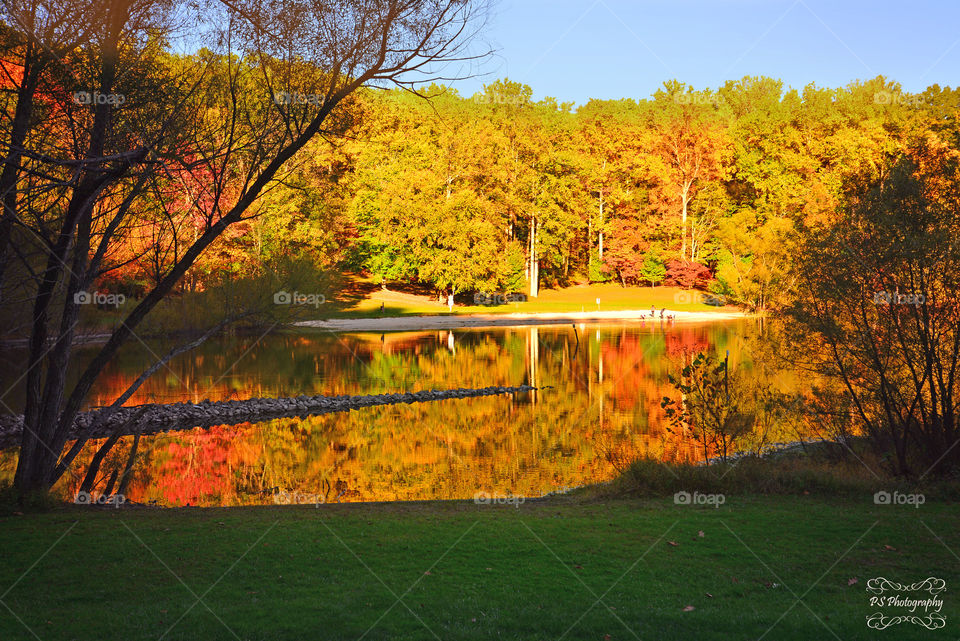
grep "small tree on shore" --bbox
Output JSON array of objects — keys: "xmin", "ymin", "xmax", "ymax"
[{"xmin": 661, "ymin": 352, "xmax": 754, "ymax": 464}]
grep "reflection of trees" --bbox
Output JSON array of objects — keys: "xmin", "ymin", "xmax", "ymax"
[{"xmin": 2, "ymin": 321, "xmax": 819, "ymax": 505}]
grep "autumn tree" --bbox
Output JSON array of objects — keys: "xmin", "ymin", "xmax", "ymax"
[
  {"xmin": 647, "ymin": 81, "xmax": 727, "ymax": 261},
  {"xmin": 788, "ymin": 140, "xmax": 960, "ymax": 476},
  {"xmin": 5, "ymin": 0, "xmax": 491, "ymax": 495}
]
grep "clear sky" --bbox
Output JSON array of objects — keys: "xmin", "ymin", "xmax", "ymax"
[{"xmin": 449, "ymin": 0, "xmax": 960, "ymax": 105}]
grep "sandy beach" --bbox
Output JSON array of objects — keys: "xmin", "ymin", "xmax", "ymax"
[{"xmin": 296, "ymin": 308, "xmax": 748, "ymax": 332}]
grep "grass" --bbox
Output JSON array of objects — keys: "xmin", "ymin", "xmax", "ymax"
[
  {"xmin": 322, "ymin": 282, "xmax": 728, "ymax": 319},
  {"xmin": 60, "ymin": 280, "xmax": 731, "ymax": 336},
  {"xmin": 1, "ymin": 490, "xmax": 957, "ymax": 640},
  {"xmin": 604, "ymin": 452, "xmax": 960, "ymax": 501}
]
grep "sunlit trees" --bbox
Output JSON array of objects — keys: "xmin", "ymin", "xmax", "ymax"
[
  {"xmin": 787, "ymin": 140, "xmax": 960, "ymax": 476},
  {"xmin": 647, "ymin": 81, "xmax": 727, "ymax": 262}
]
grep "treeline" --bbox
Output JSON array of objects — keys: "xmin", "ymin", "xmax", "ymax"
[
  {"xmin": 71, "ymin": 73, "xmax": 960, "ymax": 311},
  {"xmin": 162, "ymin": 75, "xmax": 957, "ymax": 311}
]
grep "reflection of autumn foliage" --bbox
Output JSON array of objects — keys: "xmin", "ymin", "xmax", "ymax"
[
  {"xmin": 12, "ymin": 321, "xmax": 805, "ymax": 506},
  {"xmin": 150, "ymin": 427, "xmax": 245, "ymax": 506},
  {"xmin": 664, "ymin": 329, "xmax": 711, "ymax": 358}
]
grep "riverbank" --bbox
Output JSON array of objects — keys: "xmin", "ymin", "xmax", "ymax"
[
  {"xmin": 0, "ymin": 493, "xmax": 955, "ymax": 640},
  {"xmin": 297, "ymin": 308, "xmax": 748, "ymax": 332}
]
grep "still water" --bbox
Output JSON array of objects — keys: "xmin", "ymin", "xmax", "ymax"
[{"xmin": 0, "ymin": 320, "xmax": 796, "ymax": 506}]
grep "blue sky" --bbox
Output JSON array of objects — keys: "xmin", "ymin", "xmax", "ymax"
[{"xmin": 449, "ymin": 0, "xmax": 960, "ymax": 104}]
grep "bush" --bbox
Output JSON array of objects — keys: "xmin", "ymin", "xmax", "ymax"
[
  {"xmin": 599, "ymin": 453, "xmax": 960, "ymax": 501},
  {"xmin": 663, "ymin": 259, "xmax": 712, "ymax": 289}
]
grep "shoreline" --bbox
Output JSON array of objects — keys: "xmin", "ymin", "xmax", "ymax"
[
  {"xmin": 0, "ymin": 309, "xmax": 750, "ymax": 347},
  {"xmin": 296, "ymin": 308, "xmax": 749, "ymax": 332}
]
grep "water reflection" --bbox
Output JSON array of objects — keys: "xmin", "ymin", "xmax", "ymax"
[{"xmin": 0, "ymin": 320, "xmax": 797, "ymax": 506}]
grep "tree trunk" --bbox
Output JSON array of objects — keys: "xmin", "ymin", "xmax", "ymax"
[
  {"xmin": 529, "ymin": 216, "xmax": 539, "ymax": 298},
  {"xmin": 598, "ymin": 187, "xmax": 604, "ymax": 262},
  {"xmin": 680, "ymin": 182, "xmax": 690, "ymax": 261}
]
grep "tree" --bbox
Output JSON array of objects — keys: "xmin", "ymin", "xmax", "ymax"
[
  {"xmin": 5, "ymin": 0, "xmax": 491, "ymax": 495},
  {"xmin": 647, "ymin": 81, "xmax": 727, "ymax": 261},
  {"xmin": 661, "ymin": 352, "xmax": 754, "ymax": 464},
  {"xmin": 787, "ymin": 141, "xmax": 960, "ymax": 476},
  {"xmin": 639, "ymin": 251, "xmax": 666, "ymax": 287}
]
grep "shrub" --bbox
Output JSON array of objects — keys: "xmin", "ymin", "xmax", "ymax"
[{"xmin": 663, "ymin": 259, "xmax": 712, "ymax": 289}]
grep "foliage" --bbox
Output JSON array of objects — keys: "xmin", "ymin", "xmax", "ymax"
[
  {"xmin": 787, "ymin": 141, "xmax": 960, "ymax": 476},
  {"xmin": 663, "ymin": 259, "xmax": 713, "ymax": 289},
  {"xmin": 639, "ymin": 251, "xmax": 667, "ymax": 286}
]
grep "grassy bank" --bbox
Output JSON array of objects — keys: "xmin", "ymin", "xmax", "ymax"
[
  {"xmin": 325, "ymin": 282, "xmax": 727, "ymax": 318},
  {"xmin": 52, "ymin": 276, "xmax": 738, "ymax": 344},
  {"xmin": 1, "ymin": 490, "xmax": 956, "ymax": 640}
]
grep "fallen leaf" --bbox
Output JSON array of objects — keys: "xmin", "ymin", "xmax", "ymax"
[
  {"xmin": 424, "ymin": 571, "xmax": 432, "ymax": 575},
  {"xmin": 705, "ymin": 593, "xmax": 714, "ymax": 598},
  {"xmin": 682, "ymin": 605, "xmax": 695, "ymax": 612},
  {"xmin": 574, "ymin": 564, "xmax": 583, "ymax": 569},
  {"xmin": 883, "ymin": 545, "xmax": 897, "ymax": 551},
  {"xmin": 731, "ymin": 577, "xmax": 739, "ymax": 583},
  {"xmin": 698, "ymin": 530, "xmax": 705, "ymax": 538},
  {"xmin": 667, "ymin": 541, "xmax": 679, "ymax": 547},
  {"xmin": 848, "ymin": 578, "xmax": 858, "ymax": 586}
]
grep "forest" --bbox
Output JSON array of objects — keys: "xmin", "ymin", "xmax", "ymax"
[{"xmin": 71, "ymin": 72, "xmax": 960, "ymax": 312}]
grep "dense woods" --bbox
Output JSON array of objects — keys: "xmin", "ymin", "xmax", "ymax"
[{"xmin": 11, "ymin": 71, "xmax": 952, "ymax": 313}]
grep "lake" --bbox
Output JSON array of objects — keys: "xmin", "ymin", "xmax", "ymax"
[{"xmin": 0, "ymin": 319, "xmax": 801, "ymax": 506}]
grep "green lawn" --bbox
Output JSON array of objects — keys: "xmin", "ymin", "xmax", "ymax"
[
  {"xmin": 323, "ymin": 282, "xmax": 728, "ymax": 319},
  {"xmin": 64, "ymin": 282, "xmax": 732, "ymax": 334},
  {"xmin": 1, "ymin": 495, "xmax": 955, "ymax": 640}
]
